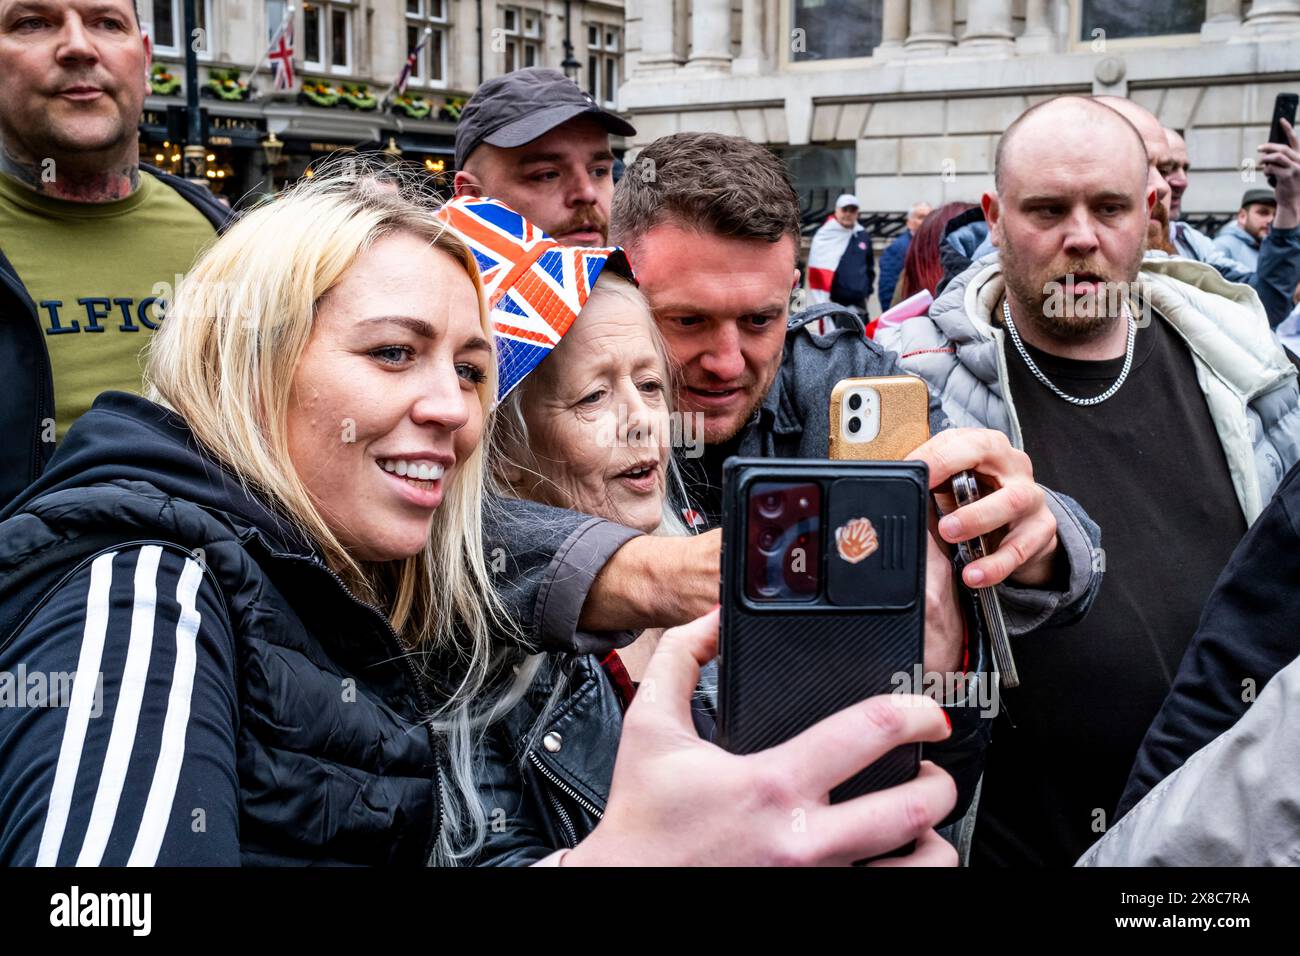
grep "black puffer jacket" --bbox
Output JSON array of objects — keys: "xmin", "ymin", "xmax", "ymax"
[
  {"xmin": 0, "ymin": 165, "xmax": 230, "ymax": 509},
  {"xmin": 0, "ymin": 392, "xmax": 449, "ymax": 865}
]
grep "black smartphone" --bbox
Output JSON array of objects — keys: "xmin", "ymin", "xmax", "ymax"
[
  {"xmin": 1267, "ymin": 92, "xmax": 1298, "ymax": 187},
  {"xmin": 717, "ymin": 457, "xmax": 926, "ymax": 803}
]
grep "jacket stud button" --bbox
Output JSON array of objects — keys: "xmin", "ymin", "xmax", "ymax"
[{"xmin": 543, "ymin": 732, "xmax": 562, "ymax": 753}]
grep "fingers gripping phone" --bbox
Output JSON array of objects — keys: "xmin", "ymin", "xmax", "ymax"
[
  {"xmin": 717, "ymin": 458, "xmax": 926, "ymax": 804},
  {"xmin": 830, "ymin": 376, "xmax": 1020, "ymax": 688},
  {"xmin": 1267, "ymin": 93, "xmax": 1298, "ymax": 188}
]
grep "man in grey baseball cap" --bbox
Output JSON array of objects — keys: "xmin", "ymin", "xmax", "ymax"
[{"xmin": 453, "ymin": 68, "xmax": 635, "ymax": 245}]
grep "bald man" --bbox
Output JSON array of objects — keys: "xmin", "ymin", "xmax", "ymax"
[
  {"xmin": 1097, "ymin": 98, "xmax": 1300, "ymax": 329},
  {"xmin": 1164, "ymin": 127, "xmax": 1189, "ymax": 221},
  {"xmin": 878, "ymin": 94, "xmax": 1300, "ymax": 867}
]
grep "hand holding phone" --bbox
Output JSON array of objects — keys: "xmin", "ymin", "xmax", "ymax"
[
  {"xmin": 569, "ymin": 608, "xmax": 958, "ymax": 867},
  {"xmin": 718, "ymin": 458, "xmax": 928, "ymax": 803},
  {"xmin": 1265, "ymin": 93, "xmax": 1298, "ymax": 189},
  {"xmin": 831, "ymin": 377, "xmax": 1021, "ymax": 686}
]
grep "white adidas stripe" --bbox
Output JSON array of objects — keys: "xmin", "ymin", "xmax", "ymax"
[
  {"xmin": 77, "ymin": 545, "xmax": 162, "ymax": 866},
  {"xmin": 35, "ymin": 551, "xmax": 118, "ymax": 867},
  {"xmin": 128, "ymin": 557, "xmax": 204, "ymax": 866}
]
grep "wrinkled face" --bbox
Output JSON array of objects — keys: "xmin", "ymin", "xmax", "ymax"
[
  {"xmin": 461, "ymin": 115, "xmax": 614, "ymax": 245},
  {"xmin": 1239, "ymin": 202, "xmax": 1275, "ymax": 240},
  {"xmin": 989, "ymin": 113, "xmax": 1152, "ymax": 341},
  {"xmin": 631, "ymin": 222, "xmax": 798, "ymax": 445},
  {"xmin": 907, "ymin": 203, "xmax": 932, "ymax": 232},
  {"xmin": 834, "ymin": 204, "xmax": 859, "ymax": 228},
  {"xmin": 1165, "ymin": 129, "xmax": 1189, "ymax": 219},
  {"xmin": 516, "ymin": 293, "xmax": 671, "ymax": 533},
  {"xmin": 287, "ymin": 234, "xmax": 491, "ymax": 562},
  {"xmin": 0, "ymin": 0, "xmax": 148, "ymax": 161}
]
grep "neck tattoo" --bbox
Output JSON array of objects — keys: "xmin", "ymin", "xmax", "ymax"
[{"xmin": 1, "ymin": 143, "xmax": 140, "ymax": 202}]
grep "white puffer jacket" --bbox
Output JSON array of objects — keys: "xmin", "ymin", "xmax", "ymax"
[{"xmin": 878, "ymin": 254, "xmax": 1300, "ymax": 525}]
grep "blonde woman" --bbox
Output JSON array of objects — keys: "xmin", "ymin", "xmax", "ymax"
[{"xmin": 0, "ymin": 167, "xmax": 957, "ymax": 867}]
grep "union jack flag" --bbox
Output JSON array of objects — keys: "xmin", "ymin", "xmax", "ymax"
[
  {"xmin": 436, "ymin": 197, "xmax": 632, "ymax": 401},
  {"xmin": 268, "ymin": 20, "xmax": 295, "ymax": 91}
]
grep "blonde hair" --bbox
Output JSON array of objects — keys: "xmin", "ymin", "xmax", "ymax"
[{"xmin": 145, "ymin": 158, "xmax": 527, "ymax": 864}]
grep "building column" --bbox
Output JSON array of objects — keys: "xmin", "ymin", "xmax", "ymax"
[
  {"xmin": 1018, "ymin": 0, "xmax": 1057, "ymax": 53},
  {"xmin": 904, "ymin": 0, "xmax": 955, "ymax": 54},
  {"xmin": 1244, "ymin": 0, "xmax": 1300, "ymax": 26},
  {"xmin": 959, "ymin": 0, "xmax": 1014, "ymax": 52},
  {"xmin": 687, "ymin": 0, "xmax": 733, "ymax": 71},
  {"xmin": 637, "ymin": 0, "xmax": 680, "ymax": 72},
  {"xmin": 874, "ymin": 0, "xmax": 908, "ymax": 58},
  {"xmin": 1202, "ymin": 0, "xmax": 1243, "ymax": 38},
  {"xmin": 734, "ymin": 0, "xmax": 765, "ymax": 74}
]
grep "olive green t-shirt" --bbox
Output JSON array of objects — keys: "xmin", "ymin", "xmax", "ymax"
[{"xmin": 0, "ymin": 170, "xmax": 216, "ymax": 438}]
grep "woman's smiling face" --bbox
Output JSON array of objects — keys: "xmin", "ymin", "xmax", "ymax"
[
  {"xmin": 286, "ymin": 232, "xmax": 492, "ymax": 562},
  {"xmin": 517, "ymin": 289, "xmax": 672, "ymax": 533}
]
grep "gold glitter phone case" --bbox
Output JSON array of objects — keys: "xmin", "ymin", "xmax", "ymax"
[{"xmin": 828, "ymin": 375, "xmax": 932, "ymax": 462}]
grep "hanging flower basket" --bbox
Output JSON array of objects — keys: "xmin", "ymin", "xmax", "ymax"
[
  {"xmin": 150, "ymin": 64, "xmax": 181, "ymax": 97},
  {"xmin": 299, "ymin": 80, "xmax": 340, "ymax": 107},
  {"xmin": 338, "ymin": 83, "xmax": 378, "ymax": 111},
  {"xmin": 439, "ymin": 96, "xmax": 466, "ymax": 122},
  {"xmin": 204, "ymin": 67, "xmax": 251, "ymax": 102},
  {"xmin": 391, "ymin": 93, "xmax": 432, "ymax": 120}
]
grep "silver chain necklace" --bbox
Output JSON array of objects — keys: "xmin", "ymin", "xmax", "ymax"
[{"xmin": 1001, "ymin": 300, "xmax": 1136, "ymax": 407}]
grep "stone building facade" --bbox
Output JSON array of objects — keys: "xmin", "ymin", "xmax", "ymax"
[
  {"xmin": 140, "ymin": 0, "xmax": 626, "ymax": 199},
  {"xmin": 619, "ymin": 1, "xmax": 1300, "ymax": 219}
]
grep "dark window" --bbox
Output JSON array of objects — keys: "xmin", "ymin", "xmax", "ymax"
[
  {"xmin": 1080, "ymin": 0, "xmax": 1206, "ymax": 40},
  {"xmin": 791, "ymin": 0, "xmax": 882, "ymax": 62},
  {"xmin": 407, "ymin": 25, "xmax": 423, "ymax": 79},
  {"xmin": 430, "ymin": 28, "xmax": 444, "ymax": 81},
  {"xmin": 152, "ymin": 0, "xmax": 175, "ymax": 48},
  {"xmin": 304, "ymin": 3, "xmax": 322, "ymax": 63},
  {"xmin": 771, "ymin": 144, "xmax": 856, "ymax": 218},
  {"xmin": 331, "ymin": 8, "xmax": 349, "ymax": 68}
]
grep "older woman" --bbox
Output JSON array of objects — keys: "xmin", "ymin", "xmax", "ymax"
[
  {"xmin": 478, "ymin": 262, "xmax": 718, "ymax": 862},
  {"xmin": 0, "ymin": 169, "xmax": 955, "ymax": 867}
]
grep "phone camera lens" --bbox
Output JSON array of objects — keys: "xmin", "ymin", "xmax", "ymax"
[
  {"xmin": 758, "ymin": 527, "xmax": 781, "ymax": 552},
  {"xmin": 758, "ymin": 492, "xmax": 784, "ymax": 518},
  {"xmin": 848, "ymin": 416, "xmax": 862, "ymax": 434},
  {"xmin": 848, "ymin": 393, "xmax": 862, "ymax": 411}
]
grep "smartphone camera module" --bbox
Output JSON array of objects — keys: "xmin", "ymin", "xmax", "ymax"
[
  {"xmin": 745, "ymin": 481, "xmax": 821, "ymax": 601},
  {"xmin": 840, "ymin": 386, "xmax": 881, "ymax": 445}
]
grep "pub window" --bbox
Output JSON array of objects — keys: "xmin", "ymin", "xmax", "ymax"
[
  {"xmin": 149, "ymin": 0, "xmax": 213, "ymax": 59},
  {"xmin": 301, "ymin": 1, "xmax": 354, "ymax": 74},
  {"xmin": 266, "ymin": 0, "xmax": 288, "ymax": 42},
  {"xmin": 406, "ymin": 0, "xmax": 450, "ymax": 88}
]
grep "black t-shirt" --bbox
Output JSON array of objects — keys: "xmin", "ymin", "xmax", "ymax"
[{"xmin": 972, "ymin": 311, "xmax": 1248, "ymax": 867}]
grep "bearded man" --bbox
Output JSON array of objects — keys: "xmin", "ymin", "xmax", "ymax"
[{"xmin": 877, "ymin": 94, "xmax": 1300, "ymax": 866}]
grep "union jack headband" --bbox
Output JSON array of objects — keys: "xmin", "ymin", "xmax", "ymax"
[{"xmin": 435, "ymin": 196, "xmax": 635, "ymax": 403}]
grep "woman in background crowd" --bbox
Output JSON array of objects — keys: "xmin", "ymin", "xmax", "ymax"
[{"xmin": 895, "ymin": 202, "xmax": 980, "ymax": 304}]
